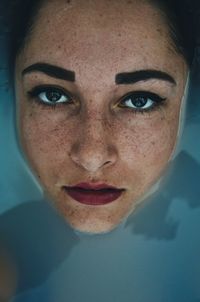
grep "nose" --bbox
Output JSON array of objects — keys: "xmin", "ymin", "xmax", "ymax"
[{"xmin": 69, "ymin": 117, "xmax": 118, "ymax": 173}]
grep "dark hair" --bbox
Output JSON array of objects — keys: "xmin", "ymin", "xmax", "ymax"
[
  {"xmin": 151, "ymin": 0, "xmax": 197, "ymax": 66},
  {"xmin": 3, "ymin": 0, "xmax": 200, "ymax": 69}
]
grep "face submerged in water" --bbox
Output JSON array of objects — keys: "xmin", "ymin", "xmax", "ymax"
[{"xmin": 15, "ymin": 0, "xmax": 188, "ymax": 233}]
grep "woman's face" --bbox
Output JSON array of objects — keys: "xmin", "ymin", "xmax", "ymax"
[{"xmin": 15, "ymin": 0, "xmax": 188, "ymax": 233}]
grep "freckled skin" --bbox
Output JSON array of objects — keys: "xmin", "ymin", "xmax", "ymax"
[{"xmin": 15, "ymin": 0, "xmax": 188, "ymax": 233}]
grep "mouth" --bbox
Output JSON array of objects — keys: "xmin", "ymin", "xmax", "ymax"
[{"xmin": 62, "ymin": 183, "xmax": 125, "ymax": 205}]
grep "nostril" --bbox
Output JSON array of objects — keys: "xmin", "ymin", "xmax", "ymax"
[
  {"xmin": 69, "ymin": 151, "xmax": 115, "ymax": 172},
  {"xmin": 69, "ymin": 138, "xmax": 118, "ymax": 172}
]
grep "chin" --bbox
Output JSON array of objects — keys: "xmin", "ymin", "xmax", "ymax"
[
  {"xmin": 64, "ymin": 215, "xmax": 122, "ymax": 235},
  {"xmin": 69, "ymin": 222, "xmax": 119, "ymax": 235}
]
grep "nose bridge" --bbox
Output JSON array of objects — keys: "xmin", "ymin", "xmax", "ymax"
[
  {"xmin": 70, "ymin": 108, "xmax": 117, "ymax": 172},
  {"xmin": 76, "ymin": 101, "xmax": 111, "ymax": 145},
  {"xmin": 84, "ymin": 110, "xmax": 108, "ymax": 143}
]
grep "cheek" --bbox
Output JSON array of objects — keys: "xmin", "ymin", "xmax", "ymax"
[
  {"xmin": 18, "ymin": 106, "xmax": 74, "ymax": 181},
  {"xmin": 116, "ymin": 109, "xmax": 180, "ymax": 185}
]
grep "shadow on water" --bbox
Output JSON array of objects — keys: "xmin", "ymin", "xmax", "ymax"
[
  {"xmin": 126, "ymin": 151, "xmax": 200, "ymax": 240},
  {"xmin": 0, "ymin": 200, "xmax": 79, "ymax": 295}
]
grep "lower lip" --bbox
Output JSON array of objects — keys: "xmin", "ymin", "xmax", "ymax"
[{"xmin": 64, "ymin": 187, "xmax": 123, "ymax": 205}]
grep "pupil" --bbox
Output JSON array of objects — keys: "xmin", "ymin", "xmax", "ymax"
[
  {"xmin": 46, "ymin": 91, "xmax": 61, "ymax": 102},
  {"xmin": 133, "ymin": 97, "xmax": 147, "ymax": 107}
]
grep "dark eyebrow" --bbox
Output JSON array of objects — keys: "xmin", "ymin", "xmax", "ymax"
[
  {"xmin": 115, "ymin": 69, "xmax": 176, "ymax": 85},
  {"xmin": 22, "ymin": 63, "xmax": 75, "ymax": 82}
]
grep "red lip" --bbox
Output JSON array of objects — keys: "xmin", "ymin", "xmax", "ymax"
[{"xmin": 63, "ymin": 183, "xmax": 125, "ymax": 205}]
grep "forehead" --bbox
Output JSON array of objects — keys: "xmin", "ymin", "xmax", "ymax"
[
  {"xmin": 23, "ymin": 0, "xmax": 171, "ymax": 58},
  {"xmin": 18, "ymin": 0, "xmax": 186, "ymax": 83}
]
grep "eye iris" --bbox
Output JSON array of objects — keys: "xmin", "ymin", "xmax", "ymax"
[
  {"xmin": 132, "ymin": 96, "xmax": 147, "ymax": 107},
  {"xmin": 46, "ymin": 91, "xmax": 62, "ymax": 103}
]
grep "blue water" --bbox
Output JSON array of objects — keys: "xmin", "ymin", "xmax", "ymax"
[{"xmin": 1, "ymin": 29, "xmax": 200, "ymax": 302}]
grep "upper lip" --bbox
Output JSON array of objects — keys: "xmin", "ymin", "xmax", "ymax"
[{"xmin": 65, "ymin": 182, "xmax": 124, "ymax": 191}]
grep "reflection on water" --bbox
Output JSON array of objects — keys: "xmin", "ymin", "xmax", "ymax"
[{"xmin": 1, "ymin": 27, "xmax": 200, "ymax": 302}]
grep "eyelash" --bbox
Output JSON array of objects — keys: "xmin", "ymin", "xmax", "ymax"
[
  {"xmin": 27, "ymin": 85, "xmax": 166, "ymax": 113},
  {"xmin": 27, "ymin": 85, "xmax": 73, "ymax": 109},
  {"xmin": 118, "ymin": 91, "xmax": 166, "ymax": 113}
]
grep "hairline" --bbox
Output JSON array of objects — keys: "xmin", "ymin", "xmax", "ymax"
[{"xmin": 14, "ymin": 0, "xmax": 191, "ymax": 67}]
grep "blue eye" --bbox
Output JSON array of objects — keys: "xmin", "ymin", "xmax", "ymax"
[
  {"xmin": 39, "ymin": 90, "xmax": 68, "ymax": 104},
  {"xmin": 28, "ymin": 86, "xmax": 72, "ymax": 106},
  {"xmin": 119, "ymin": 91, "xmax": 166, "ymax": 111}
]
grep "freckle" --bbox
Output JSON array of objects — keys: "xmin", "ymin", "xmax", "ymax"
[
  {"xmin": 29, "ymin": 113, "xmax": 33, "ymax": 117},
  {"xmin": 52, "ymin": 127, "xmax": 59, "ymax": 133},
  {"xmin": 157, "ymin": 28, "xmax": 164, "ymax": 36}
]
